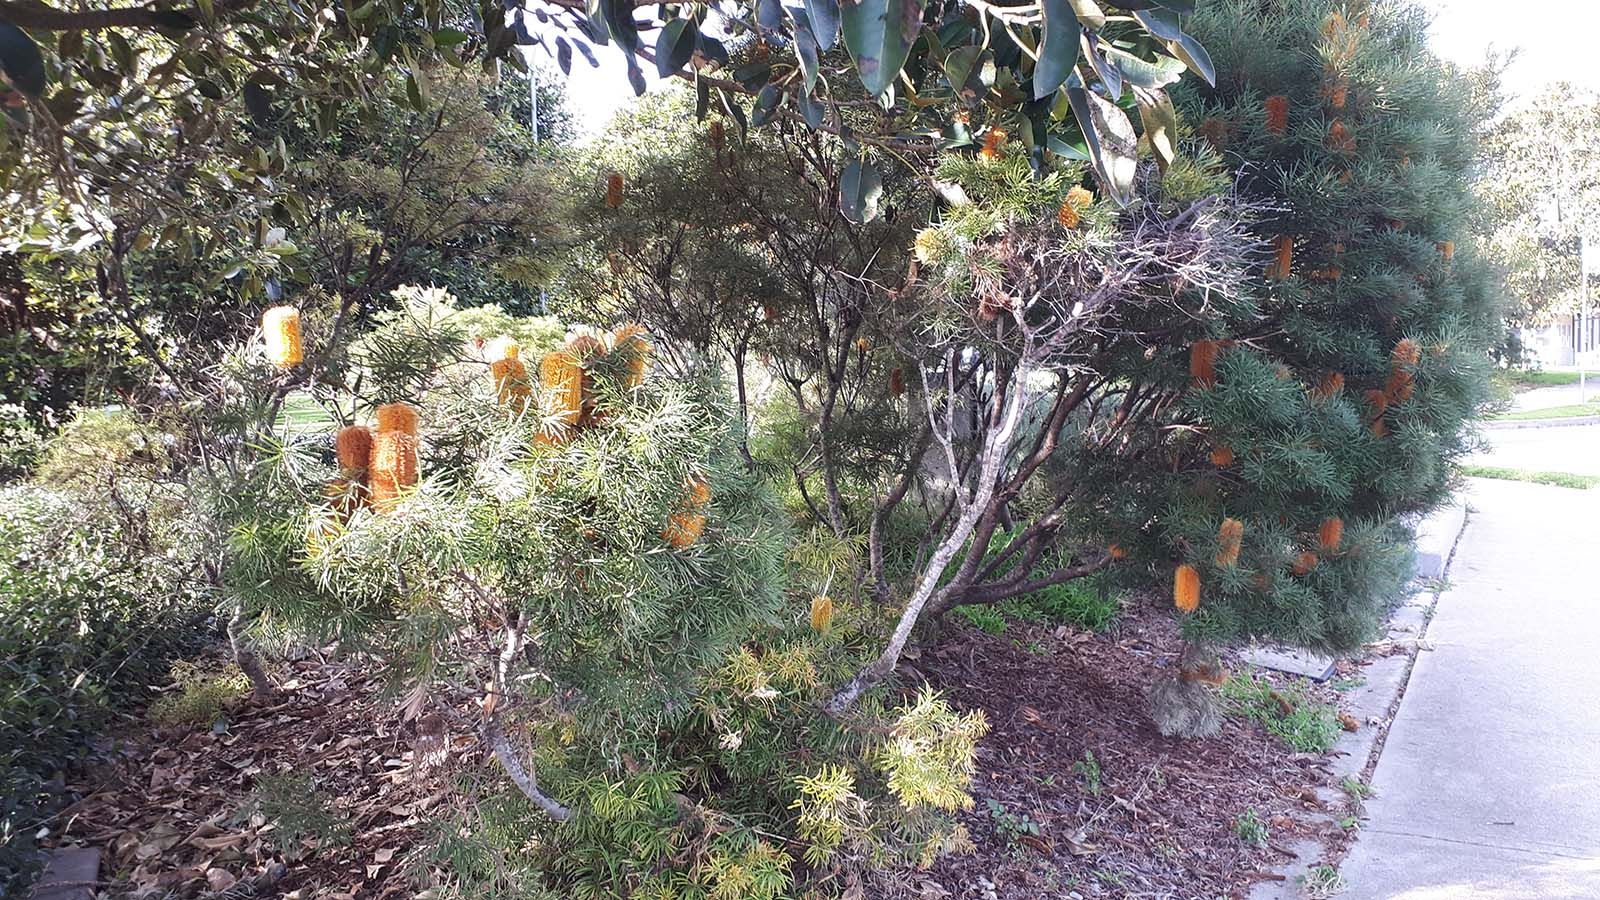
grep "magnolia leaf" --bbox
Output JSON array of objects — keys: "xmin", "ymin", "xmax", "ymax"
[
  {"xmin": 795, "ymin": 22, "xmax": 821, "ymax": 93},
  {"xmin": 1033, "ymin": 0, "xmax": 1080, "ymax": 99},
  {"xmin": 1069, "ymin": 85, "xmax": 1136, "ymax": 204},
  {"xmin": 1164, "ymin": 32, "xmax": 1214, "ymax": 87},
  {"xmin": 839, "ymin": 159, "xmax": 883, "ymax": 224},
  {"xmin": 1082, "ymin": 33, "xmax": 1121, "ymax": 100},
  {"xmin": 1131, "ymin": 8, "xmax": 1181, "ymax": 40},
  {"xmin": 751, "ymin": 83, "xmax": 783, "ymax": 126},
  {"xmin": 805, "ymin": 0, "xmax": 842, "ymax": 50},
  {"xmin": 655, "ymin": 18, "xmax": 698, "ymax": 78},
  {"xmin": 1136, "ymin": 87, "xmax": 1178, "ymax": 174},
  {"xmin": 1065, "ymin": 0, "xmax": 1106, "ymax": 30},
  {"xmin": 1106, "ymin": 45, "xmax": 1185, "ymax": 88},
  {"xmin": 0, "ymin": 22, "xmax": 47, "ymax": 97},
  {"xmin": 841, "ymin": 0, "xmax": 926, "ymax": 98},
  {"xmin": 600, "ymin": 0, "xmax": 641, "ymax": 52}
]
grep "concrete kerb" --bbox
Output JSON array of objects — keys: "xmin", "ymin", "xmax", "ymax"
[
  {"xmin": 1245, "ymin": 498, "xmax": 1470, "ymax": 900},
  {"xmin": 1482, "ymin": 414, "xmax": 1600, "ymax": 430}
]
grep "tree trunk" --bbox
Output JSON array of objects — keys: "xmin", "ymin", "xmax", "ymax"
[{"xmin": 227, "ymin": 603, "xmax": 275, "ymax": 700}]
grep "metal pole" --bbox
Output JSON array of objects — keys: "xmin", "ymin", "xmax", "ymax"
[
  {"xmin": 529, "ymin": 64, "xmax": 539, "ymax": 142},
  {"xmin": 1581, "ymin": 233, "xmax": 1589, "ymax": 402}
]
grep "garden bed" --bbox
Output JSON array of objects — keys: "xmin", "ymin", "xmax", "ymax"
[{"xmin": 46, "ymin": 602, "xmax": 1355, "ymax": 899}]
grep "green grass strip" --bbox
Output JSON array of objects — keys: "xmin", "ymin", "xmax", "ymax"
[
  {"xmin": 1495, "ymin": 402, "xmax": 1600, "ymax": 421},
  {"xmin": 1460, "ymin": 465, "xmax": 1600, "ymax": 490}
]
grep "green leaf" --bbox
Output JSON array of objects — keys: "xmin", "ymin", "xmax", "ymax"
[
  {"xmin": 1066, "ymin": 0, "xmax": 1105, "ymax": 30},
  {"xmin": 655, "ymin": 18, "xmax": 698, "ymax": 78},
  {"xmin": 1033, "ymin": 0, "xmax": 1080, "ymax": 100},
  {"xmin": 0, "ymin": 22, "xmax": 47, "ymax": 97},
  {"xmin": 1105, "ymin": 45, "xmax": 1185, "ymax": 89},
  {"xmin": 795, "ymin": 24, "xmax": 821, "ymax": 93},
  {"xmin": 1136, "ymin": 87, "xmax": 1177, "ymax": 174},
  {"xmin": 751, "ymin": 83, "xmax": 783, "ymax": 127},
  {"xmin": 1164, "ymin": 32, "xmax": 1214, "ymax": 87},
  {"xmin": 1068, "ymin": 85, "xmax": 1137, "ymax": 204},
  {"xmin": 841, "ymin": 0, "xmax": 926, "ymax": 98},
  {"xmin": 805, "ymin": 0, "xmax": 841, "ymax": 51},
  {"xmin": 839, "ymin": 159, "xmax": 883, "ymax": 224},
  {"xmin": 242, "ymin": 77, "xmax": 273, "ymax": 126},
  {"xmin": 1131, "ymin": 9, "xmax": 1181, "ymax": 40},
  {"xmin": 600, "ymin": 0, "xmax": 641, "ymax": 53},
  {"xmin": 944, "ymin": 44, "xmax": 985, "ymax": 94}
]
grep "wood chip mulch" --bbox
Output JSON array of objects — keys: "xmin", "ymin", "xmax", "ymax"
[{"xmin": 881, "ymin": 602, "xmax": 1341, "ymax": 900}]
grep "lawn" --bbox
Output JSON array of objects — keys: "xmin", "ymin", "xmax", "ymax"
[
  {"xmin": 1501, "ymin": 370, "xmax": 1588, "ymax": 389},
  {"xmin": 1459, "ymin": 465, "xmax": 1600, "ymax": 490},
  {"xmin": 1495, "ymin": 402, "xmax": 1600, "ymax": 421}
]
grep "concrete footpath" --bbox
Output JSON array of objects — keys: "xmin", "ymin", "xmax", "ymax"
[{"xmin": 1340, "ymin": 478, "xmax": 1600, "ymax": 898}]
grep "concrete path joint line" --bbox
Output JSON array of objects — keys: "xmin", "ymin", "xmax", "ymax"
[{"xmin": 1363, "ymin": 827, "xmax": 1599, "ymax": 859}]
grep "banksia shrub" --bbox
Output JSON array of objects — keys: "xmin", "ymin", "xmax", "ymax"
[
  {"xmin": 369, "ymin": 402, "xmax": 420, "ymax": 511},
  {"xmin": 540, "ymin": 349, "xmax": 585, "ymax": 430},
  {"xmin": 262, "ymin": 306, "xmax": 304, "ymax": 368},
  {"xmin": 1264, "ymin": 94, "xmax": 1290, "ymax": 134},
  {"xmin": 1174, "ymin": 564, "xmax": 1200, "ymax": 613},
  {"xmin": 1190, "ymin": 339, "xmax": 1220, "ymax": 387},
  {"xmin": 1215, "ymin": 518, "xmax": 1244, "ymax": 567},
  {"xmin": 335, "ymin": 425, "xmax": 372, "ymax": 474},
  {"xmin": 605, "ymin": 172, "xmax": 624, "ymax": 209},
  {"xmin": 1318, "ymin": 517, "xmax": 1344, "ymax": 553},
  {"xmin": 810, "ymin": 595, "xmax": 834, "ymax": 633}
]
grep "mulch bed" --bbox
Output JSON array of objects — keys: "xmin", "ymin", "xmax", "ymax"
[
  {"xmin": 884, "ymin": 600, "xmax": 1344, "ymax": 900},
  {"xmin": 47, "ymin": 601, "xmax": 1351, "ymax": 899}
]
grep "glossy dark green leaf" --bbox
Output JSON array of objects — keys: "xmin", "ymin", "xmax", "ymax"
[
  {"xmin": 556, "ymin": 37, "xmax": 573, "ymax": 74},
  {"xmin": 751, "ymin": 83, "xmax": 783, "ymax": 126},
  {"xmin": 1033, "ymin": 0, "xmax": 1079, "ymax": 99},
  {"xmin": 697, "ymin": 34, "xmax": 730, "ymax": 67},
  {"xmin": 757, "ymin": 0, "xmax": 782, "ymax": 31},
  {"xmin": 944, "ymin": 44, "xmax": 984, "ymax": 94},
  {"xmin": 841, "ymin": 0, "xmax": 925, "ymax": 97},
  {"xmin": 0, "ymin": 22, "xmax": 47, "ymax": 97},
  {"xmin": 1131, "ymin": 9, "xmax": 1181, "ymax": 40},
  {"xmin": 655, "ymin": 18, "xmax": 698, "ymax": 78},
  {"xmin": 242, "ymin": 77, "xmax": 273, "ymax": 126},
  {"xmin": 805, "ymin": 0, "xmax": 841, "ymax": 51},
  {"xmin": 1165, "ymin": 32, "xmax": 1214, "ymax": 87},
  {"xmin": 839, "ymin": 159, "xmax": 883, "ymax": 224},
  {"xmin": 797, "ymin": 89, "xmax": 824, "ymax": 128},
  {"xmin": 626, "ymin": 59, "xmax": 646, "ymax": 96},
  {"xmin": 795, "ymin": 24, "xmax": 821, "ymax": 94},
  {"xmin": 695, "ymin": 76, "xmax": 710, "ymax": 120},
  {"xmin": 600, "ymin": 0, "xmax": 640, "ymax": 52},
  {"xmin": 150, "ymin": 10, "xmax": 197, "ymax": 30},
  {"xmin": 1083, "ymin": 35, "xmax": 1121, "ymax": 100},
  {"xmin": 718, "ymin": 88, "xmax": 747, "ymax": 141},
  {"xmin": 1106, "ymin": 45, "xmax": 1184, "ymax": 88}
]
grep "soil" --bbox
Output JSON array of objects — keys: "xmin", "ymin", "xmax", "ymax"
[{"xmin": 48, "ymin": 600, "xmax": 1351, "ymax": 900}]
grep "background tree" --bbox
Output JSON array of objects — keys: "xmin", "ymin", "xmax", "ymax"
[{"xmin": 1479, "ymin": 81, "xmax": 1600, "ymax": 330}]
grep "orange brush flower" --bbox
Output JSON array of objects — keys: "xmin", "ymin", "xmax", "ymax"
[
  {"xmin": 1392, "ymin": 338, "xmax": 1421, "ymax": 369},
  {"xmin": 1109, "ymin": 543, "xmax": 1128, "ymax": 560},
  {"xmin": 1318, "ymin": 517, "xmax": 1344, "ymax": 553},
  {"xmin": 1437, "ymin": 240, "xmax": 1455, "ymax": 260},
  {"xmin": 1311, "ymin": 372, "xmax": 1345, "ymax": 400},
  {"xmin": 369, "ymin": 403, "xmax": 419, "ymax": 511},
  {"xmin": 1264, "ymin": 95, "xmax": 1290, "ymax": 134},
  {"xmin": 1269, "ymin": 234, "xmax": 1294, "ymax": 280},
  {"xmin": 661, "ymin": 512, "xmax": 706, "ymax": 548},
  {"xmin": 1291, "ymin": 551, "xmax": 1319, "ymax": 576},
  {"xmin": 1327, "ymin": 118, "xmax": 1354, "ymax": 152},
  {"xmin": 605, "ymin": 172, "xmax": 624, "ymax": 209},
  {"xmin": 981, "ymin": 127, "xmax": 1007, "ymax": 160},
  {"xmin": 1385, "ymin": 369, "xmax": 1415, "ymax": 404},
  {"xmin": 262, "ymin": 306, "xmax": 304, "ymax": 368},
  {"xmin": 810, "ymin": 594, "xmax": 835, "ymax": 632},
  {"xmin": 1174, "ymin": 564, "xmax": 1201, "ymax": 613},
  {"xmin": 335, "ymin": 425, "xmax": 372, "ymax": 474},
  {"xmin": 540, "ymin": 349, "xmax": 585, "ymax": 428},
  {"xmin": 1190, "ymin": 339, "xmax": 1220, "ymax": 387},
  {"xmin": 889, "ymin": 367, "xmax": 905, "ymax": 397},
  {"xmin": 1216, "ymin": 518, "xmax": 1245, "ymax": 567},
  {"xmin": 611, "ymin": 323, "xmax": 652, "ymax": 389},
  {"xmin": 1210, "ymin": 444, "xmax": 1235, "ymax": 467}
]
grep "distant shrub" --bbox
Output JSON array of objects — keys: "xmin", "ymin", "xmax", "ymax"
[{"xmin": 147, "ymin": 663, "xmax": 251, "ymax": 728}]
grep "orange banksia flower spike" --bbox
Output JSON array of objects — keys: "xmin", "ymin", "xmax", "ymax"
[
  {"xmin": 1318, "ymin": 516, "xmax": 1344, "ymax": 553},
  {"xmin": 262, "ymin": 306, "xmax": 304, "ymax": 368},
  {"xmin": 1437, "ymin": 240, "xmax": 1455, "ymax": 260},
  {"xmin": 1058, "ymin": 185, "xmax": 1094, "ymax": 228},
  {"xmin": 540, "ymin": 349, "xmax": 585, "ymax": 429},
  {"xmin": 1057, "ymin": 199, "xmax": 1081, "ymax": 229},
  {"xmin": 1364, "ymin": 388, "xmax": 1389, "ymax": 414},
  {"xmin": 1216, "ymin": 518, "xmax": 1245, "ymax": 567},
  {"xmin": 1392, "ymin": 338, "xmax": 1421, "ymax": 369},
  {"xmin": 335, "ymin": 425, "xmax": 372, "ymax": 475},
  {"xmin": 1264, "ymin": 95, "xmax": 1290, "ymax": 134},
  {"xmin": 1311, "ymin": 372, "xmax": 1345, "ymax": 400},
  {"xmin": 611, "ymin": 323, "xmax": 652, "ymax": 389},
  {"xmin": 1210, "ymin": 444, "xmax": 1235, "ymax": 467},
  {"xmin": 810, "ymin": 594, "xmax": 835, "ymax": 632},
  {"xmin": 1269, "ymin": 234, "xmax": 1294, "ymax": 280},
  {"xmin": 1291, "ymin": 551, "xmax": 1319, "ymax": 576},
  {"xmin": 605, "ymin": 172, "xmax": 624, "ymax": 209},
  {"xmin": 981, "ymin": 127, "xmax": 1007, "ymax": 160},
  {"xmin": 489, "ymin": 340, "xmax": 532, "ymax": 413},
  {"xmin": 662, "ymin": 512, "xmax": 706, "ymax": 548},
  {"xmin": 889, "ymin": 367, "xmax": 905, "ymax": 397},
  {"xmin": 1385, "ymin": 369, "xmax": 1415, "ymax": 404},
  {"xmin": 369, "ymin": 402, "xmax": 420, "ymax": 512},
  {"xmin": 1327, "ymin": 118, "xmax": 1354, "ymax": 153},
  {"xmin": 1325, "ymin": 77, "xmax": 1349, "ymax": 110},
  {"xmin": 1190, "ymin": 339, "xmax": 1220, "ymax": 387},
  {"xmin": 1109, "ymin": 543, "xmax": 1128, "ymax": 560},
  {"xmin": 1174, "ymin": 564, "xmax": 1201, "ymax": 613},
  {"xmin": 1198, "ymin": 117, "xmax": 1230, "ymax": 150}
]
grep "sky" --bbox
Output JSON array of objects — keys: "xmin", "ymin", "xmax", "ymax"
[{"xmin": 540, "ymin": 0, "xmax": 1600, "ymax": 141}]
